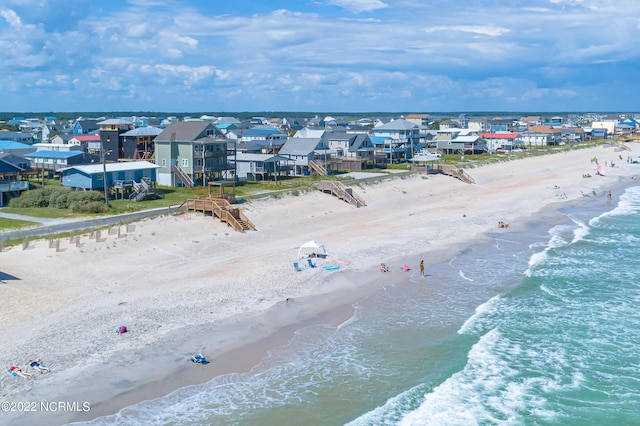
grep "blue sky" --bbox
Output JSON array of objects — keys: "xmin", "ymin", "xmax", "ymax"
[{"xmin": 1, "ymin": 0, "xmax": 639, "ymax": 113}]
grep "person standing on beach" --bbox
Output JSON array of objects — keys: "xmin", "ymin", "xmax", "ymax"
[{"xmin": 419, "ymin": 260, "xmax": 424, "ymax": 277}]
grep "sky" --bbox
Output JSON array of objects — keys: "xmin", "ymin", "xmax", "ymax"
[{"xmin": 1, "ymin": 0, "xmax": 639, "ymax": 113}]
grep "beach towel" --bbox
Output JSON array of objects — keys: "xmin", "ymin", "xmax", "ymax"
[
  {"xmin": 7, "ymin": 368, "xmax": 18, "ymax": 378},
  {"xmin": 191, "ymin": 354, "xmax": 209, "ymax": 364},
  {"xmin": 294, "ymin": 262, "xmax": 308, "ymax": 271},
  {"xmin": 323, "ymin": 265, "xmax": 340, "ymax": 271},
  {"xmin": 116, "ymin": 326, "xmax": 127, "ymax": 334}
]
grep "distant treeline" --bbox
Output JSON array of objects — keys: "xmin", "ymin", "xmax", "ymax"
[{"xmin": 0, "ymin": 111, "xmax": 622, "ymax": 121}]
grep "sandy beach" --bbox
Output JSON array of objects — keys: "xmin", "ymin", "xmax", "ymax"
[{"xmin": 1, "ymin": 143, "xmax": 638, "ymax": 425}]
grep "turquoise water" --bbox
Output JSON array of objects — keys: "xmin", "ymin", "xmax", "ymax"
[{"xmin": 78, "ymin": 185, "xmax": 640, "ymax": 426}]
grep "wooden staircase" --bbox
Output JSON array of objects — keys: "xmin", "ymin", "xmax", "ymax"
[
  {"xmin": 178, "ymin": 198, "xmax": 256, "ymax": 233},
  {"xmin": 172, "ymin": 165, "xmax": 194, "ymax": 188},
  {"xmin": 439, "ymin": 165, "xmax": 475, "ymax": 184},
  {"xmin": 314, "ymin": 180, "xmax": 366, "ymax": 207},
  {"xmin": 129, "ymin": 178, "xmax": 161, "ymax": 202},
  {"xmin": 308, "ymin": 160, "xmax": 328, "ymax": 176},
  {"xmin": 613, "ymin": 140, "xmax": 632, "ymax": 151}
]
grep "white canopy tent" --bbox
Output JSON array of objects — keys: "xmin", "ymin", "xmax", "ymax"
[{"xmin": 298, "ymin": 240, "xmax": 328, "ymax": 259}]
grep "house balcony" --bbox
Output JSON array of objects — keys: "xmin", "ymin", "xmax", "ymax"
[
  {"xmin": 0, "ymin": 180, "xmax": 29, "ymax": 192},
  {"xmin": 195, "ymin": 151, "xmax": 228, "ymax": 158}
]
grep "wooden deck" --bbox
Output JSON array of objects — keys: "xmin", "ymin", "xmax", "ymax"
[{"xmin": 178, "ymin": 198, "xmax": 256, "ymax": 232}]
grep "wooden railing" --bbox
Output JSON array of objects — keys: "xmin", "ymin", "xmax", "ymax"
[
  {"xmin": 314, "ymin": 180, "xmax": 366, "ymax": 207},
  {"xmin": 0, "ymin": 180, "xmax": 29, "ymax": 192},
  {"xmin": 308, "ymin": 160, "xmax": 327, "ymax": 176},
  {"xmin": 178, "ymin": 198, "xmax": 256, "ymax": 233},
  {"xmin": 439, "ymin": 165, "xmax": 475, "ymax": 184},
  {"xmin": 172, "ymin": 165, "xmax": 194, "ymax": 188}
]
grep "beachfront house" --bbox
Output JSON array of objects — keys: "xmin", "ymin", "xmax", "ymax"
[
  {"xmin": 230, "ymin": 152, "xmax": 291, "ymax": 181},
  {"xmin": 154, "ymin": 121, "xmax": 232, "ymax": 188},
  {"xmin": 371, "ymin": 119, "xmax": 421, "ymax": 164},
  {"xmin": 435, "ymin": 128, "xmax": 464, "ymax": 154},
  {"xmin": 278, "ymin": 137, "xmax": 329, "ymax": 176},
  {"xmin": 98, "ymin": 118, "xmax": 135, "ymax": 162},
  {"xmin": 520, "ymin": 125, "xmax": 562, "ymax": 147},
  {"xmin": 0, "ymin": 153, "xmax": 30, "ymax": 207},
  {"xmin": 120, "ymin": 126, "xmax": 163, "ymax": 161},
  {"xmin": 60, "ymin": 161, "xmax": 159, "ymax": 200},
  {"xmin": 479, "ymin": 133, "xmax": 521, "ymax": 152},
  {"xmin": 320, "ymin": 132, "xmax": 376, "ymax": 171},
  {"xmin": 25, "ymin": 150, "xmax": 98, "ymax": 177}
]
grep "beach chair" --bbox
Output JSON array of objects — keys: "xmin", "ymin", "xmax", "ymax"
[
  {"xmin": 307, "ymin": 258, "xmax": 317, "ymax": 268},
  {"xmin": 294, "ymin": 261, "xmax": 308, "ymax": 271}
]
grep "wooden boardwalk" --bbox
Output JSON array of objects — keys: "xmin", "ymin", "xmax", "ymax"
[
  {"xmin": 178, "ymin": 198, "xmax": 256, "ymax": 232},
  {"xmin": 314, "ymin": 180, "xmax": 366, "ymax": 207}
]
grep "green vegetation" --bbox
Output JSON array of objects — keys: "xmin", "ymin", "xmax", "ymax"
[
  {"xmin": 8, "ymin": 187, "xmax": 107, "ymax": 213},
  {"xmin": 2, "ymin": 138, "xmax": 619, "ymax": 221},
  {"xmin": 0, "ymin": 217, "xmax": 39, "ymax": 231}
]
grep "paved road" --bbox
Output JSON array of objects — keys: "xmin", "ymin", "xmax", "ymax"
[{"xmin": 0, "ymin": 206, "xmax": 179, "ymax": 241}]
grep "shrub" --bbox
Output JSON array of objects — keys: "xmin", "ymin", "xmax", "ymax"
[
  {"xmin": 9, "ymin": 187, "xmax": 106, "ymax": 211},
  {"xmin": 71, "ymin": 201, "xmax": 107, "ymax": 214}
]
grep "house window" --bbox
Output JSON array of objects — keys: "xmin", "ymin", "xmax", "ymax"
[
  {"xmin": 181, "ymin": 158, "xmax": 188, "ymax": 167},
  {"xmin": 162, "ymin": 158, "xmax": 167, "ymax": 167}
]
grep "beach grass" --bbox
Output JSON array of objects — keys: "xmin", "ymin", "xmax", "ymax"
[{"xmin": 0, "ymin": 217, "xmax": 40, "ymax": 231}]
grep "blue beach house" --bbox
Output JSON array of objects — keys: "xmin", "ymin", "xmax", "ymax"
[{"xmin": 60, "ymin": 161, "xmax": 159, "ymax": 192}]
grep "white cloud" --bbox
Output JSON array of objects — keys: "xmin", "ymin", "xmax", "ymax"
[
  {"xmin": 2, "ymin": 0, "xmax": 640, "ymax": 111},
  {"xmin": 424, "ymin": 25, "xmax": 510, "ymax": 37},
  {"xmin": 323, "ymin": 0, "xmax": 388, "ymax": 13},
  {"xmin": 0, "ymin": 9, "xmax": 22, "ymax": 26}
]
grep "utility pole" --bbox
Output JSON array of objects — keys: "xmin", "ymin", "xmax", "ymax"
[{"xmin": 103, "ymin": 137, "xmax": 109, "ymax": 210}]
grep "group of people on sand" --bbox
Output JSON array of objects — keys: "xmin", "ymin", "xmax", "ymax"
[
  {"xmin": 7, "ymin": 359, "xmax": 49, "ymax": 379},
  {"xmin": 380, "ymin": 259, "xmax": 425, "ymax": 277}
]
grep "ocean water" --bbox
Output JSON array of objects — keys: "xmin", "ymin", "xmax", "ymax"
[{"xmin": 78, "ymin": 185, "xmax": 640, "ymax": 426}]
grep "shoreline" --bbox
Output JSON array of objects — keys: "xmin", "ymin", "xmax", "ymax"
[{"xmin": 1, "ymin": 145, "xmax": 638, "ymax": 426}]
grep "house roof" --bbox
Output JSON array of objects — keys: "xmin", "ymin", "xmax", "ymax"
[
  {"xmin": 479, "ymin": 133, "xmax": 519, "ymax": 140},
  {"xmin": 279, "ymin": 138, "xmax": 323, "ymax": 155},
  {"xmin": 348, "ymin": 134, "xmax": 373, "ymax": 151},
  {"xmin": 452, "ymin": 136, "xmax": 480, "ymax": 142},
  {"xmin": 0, "ymin": 153, "xmax": 28, "ymax": 170},
  {"xmin": 97, "ymin": 118, "xmax": 134, "ymax": 125},
  {"xmin": 0, "ymin": 140, "xmax": 34, "ymax": 150},
  {"xmin": 25, "ymin": 150, "xmax": 84, "ymax": 159},
  {"xmin": 72, "ymin": 135, "xmax": 101, "ymax": 141},
  {"xmin": 155, "ymin": 121, "xmax": 215, "ymax": 142},
  {"xmin": 294, "ymin": 127, "xmax": 326, "ymax": 138},
  {"xmin": 234, "ymin": 153, "xmax": 290, "ymax": 163},
  {"xmin": 242, "ymin": 128, "xmax": 286, "ymax": 137},
  {"xmin": 121, "ymin": 126, "xmax": 163, "ymax": 137},
  {"xmin": 59, "ymin": 161, "xmax": 159, "ymax": 174},
  {"xmin": 374, "ymin": 119, "xmax": 418, "ymax": 131}
]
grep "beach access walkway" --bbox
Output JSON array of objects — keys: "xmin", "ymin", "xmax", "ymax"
[{"xmin": 0, "ymin": 206, "xmax": 179, "ymax": 241}]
